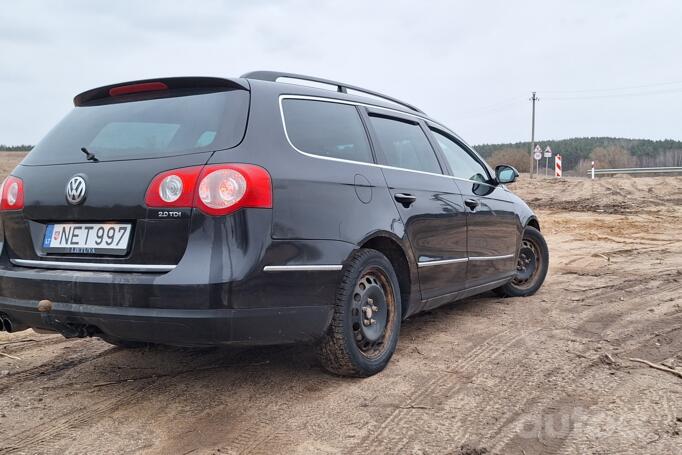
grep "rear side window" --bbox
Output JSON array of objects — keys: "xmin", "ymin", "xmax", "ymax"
[
  {"xmin": 23, "ymin": 89, "xmax": 249, "ymax": 165},
  {"xmin": 369, "ymin": 116, "xmax": 442, "ymax": 174},
  {"xmin": 282, "ymin": 99, "xmax": 373, "ymax": 163}
]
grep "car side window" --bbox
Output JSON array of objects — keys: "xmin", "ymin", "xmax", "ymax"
[
  {"xmin": 369, "ymin": 116, "xmax": 442, "ymax": 174},
  {"xmin": 431, "ymin": 129, "xmax": 490, "ymax": 182},
  {"xmin": 282, "ymin": 99, "xmax": 374, "ymax": 163}
]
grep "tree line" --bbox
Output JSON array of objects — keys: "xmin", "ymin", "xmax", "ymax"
[
  {"xmin": 0, "ymin": 145, "xmax": 33, "ymax": 152},
  {"xmin": 474, "ymin": 137, "xmax": 682, "ymax": 174}
]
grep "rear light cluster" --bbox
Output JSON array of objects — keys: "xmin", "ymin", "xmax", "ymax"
[
  {"xmin": 145, "ymin": 164, "xmax": 272, "ymax": 216},
  {"xmin": 0, "ymin": 176, "xmax": 24, "ymax": 211}
]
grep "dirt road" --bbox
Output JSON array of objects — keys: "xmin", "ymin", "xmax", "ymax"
[{"xmin": 1, "ymin": 160, "xmax": 681, "ymax": 454}]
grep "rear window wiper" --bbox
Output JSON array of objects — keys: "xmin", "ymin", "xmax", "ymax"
[{"xmin": 81, "ymin": 147, "xmax": 99, "ymax": 162}]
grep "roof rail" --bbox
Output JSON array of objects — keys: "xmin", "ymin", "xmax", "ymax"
[{"xmin": 241, "ymin": 70, "xmax": 424, "ymax": 114}]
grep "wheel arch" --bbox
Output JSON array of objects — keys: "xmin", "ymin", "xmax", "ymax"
[
  {"xmin": 357, "ymin": 231, "xmax": 419, "ymax": 319},
  {"xmin": 525, "ymin": 216, "xmax": 541, "ymax": 232}
]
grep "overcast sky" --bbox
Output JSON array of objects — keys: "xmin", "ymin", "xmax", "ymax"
[{"xmin": 2, "ymin": 0, "xmax": 682, "ymax": 146}]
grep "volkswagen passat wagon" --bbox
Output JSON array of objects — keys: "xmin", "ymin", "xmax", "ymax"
[{"xmin": 0, "ymin": 72, "xmax": 548, "ymax": 376}]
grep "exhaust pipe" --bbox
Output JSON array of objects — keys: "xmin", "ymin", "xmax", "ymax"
[
  {"xmin": 0, "ymin": 315, "xmax": 28, "ymax": 333},
  {"xmin": 2, "ymin": 317, "xmax": 12, "ymax": 332}
]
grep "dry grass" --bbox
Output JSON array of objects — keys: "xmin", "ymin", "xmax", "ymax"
[{"xmin": 0, "ymin": 152, "xmax": 27, "ymax": 179}]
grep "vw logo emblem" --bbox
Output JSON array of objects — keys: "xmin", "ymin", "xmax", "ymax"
[{"xmin": 65, "ymin": 175, "xmax": 87, "ymax": 205}]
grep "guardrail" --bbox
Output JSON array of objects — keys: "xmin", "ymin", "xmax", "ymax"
[{"xmin": 587, "ymin": 166, "xmax": 682, "ymax": 176}]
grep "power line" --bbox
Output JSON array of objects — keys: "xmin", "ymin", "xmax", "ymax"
[
  {"xmin": 539, "ymin": 78, "xmax": 682, "ymax": 94},
  {"xmin": 455, "ymin": 100, "xmax": 526, "ymax": 120},
  {"xmin": 470, "ymin": 96, "xmax": 526, "ymax": 111},
  {"xmin": 455, "ymin": 97, "xmax": 526, "ymax": 116},
  {"xmin": 543, "ymin": 86, "xmax": 682, "ymax": 100},
  {"xmin": 454, "ymin": 79, "xmax": 682, "ymax": 125}
]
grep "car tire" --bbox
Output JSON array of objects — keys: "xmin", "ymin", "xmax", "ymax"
[
  {"xmin": 317, "ymin": 248, "xmax": 402, "ymax": 377},
  {"xmin": 494, "ymin": 226, "xmax": 549, "ymax": 297}
]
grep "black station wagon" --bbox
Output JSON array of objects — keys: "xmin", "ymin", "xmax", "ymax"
[{"xmin": 0, "ymin": 71, "xmax": 548, "ymax": 376}]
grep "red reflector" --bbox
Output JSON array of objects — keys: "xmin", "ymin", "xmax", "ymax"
[{"xmin": 109, "ymin": 82, "xmax": 168, "ymax": 97}]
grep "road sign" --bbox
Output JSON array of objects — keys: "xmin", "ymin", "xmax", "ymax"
[
  {"xmin": 533, "ymin": 145, "xmax": 542, "ymax": 161},
  {"xmin": 543, "ymin": 146, "xmax": 552, "ymax": 176}
]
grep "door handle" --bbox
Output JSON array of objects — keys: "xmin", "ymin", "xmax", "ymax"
[
  {"xmin": 394, "ymin": 193, "xmax": 417, "ymax": 208},
  {"xmin": 464, "ymin": 198, "xmax": 480, "ymax": 210}
]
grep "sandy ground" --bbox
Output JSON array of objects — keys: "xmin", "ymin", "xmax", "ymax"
[
  {"xmin": 0, "ymin": 155, "xmax": 681, "ymax": 454},
  {"xmin": 0, "ymin": 153, "xmax": 25, "ymax": 177}
]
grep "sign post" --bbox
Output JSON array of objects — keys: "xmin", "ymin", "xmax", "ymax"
[
  {"xmin": 555, "ymin": 154, "xmax": 562, "ymax": 178},
  {"xmin": 591, "ymin": 161, "xmax": 595, "ymax": 180},
  {"xmin": 544, "ymin": 146, "xmax": 552, "ymax": 177},
  {"xmin": 533, "ymin": 145, "xmax": 542, "ymax": 177}
]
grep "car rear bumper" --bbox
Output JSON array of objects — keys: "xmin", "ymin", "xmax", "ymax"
[
  {"xmin": 0, "ymin": 296, "xmax": 333, "ymax": 346},
  {"xmin": 0, "ymin": 236, "xmax": 355, "ymax": 346}
]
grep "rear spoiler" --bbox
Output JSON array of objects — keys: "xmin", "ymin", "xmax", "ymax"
[{"xmin": 73, "ymin": 77, "xmax": 249, "ymax": 106}]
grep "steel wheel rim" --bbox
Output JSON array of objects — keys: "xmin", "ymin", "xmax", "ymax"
[
  {"xmin": 512, "ymin": 238, "xmax": 541, "ymax": 289},
  {"xmin": 350, "ymin": 267, "xmax": 396, "ymax": 359}
]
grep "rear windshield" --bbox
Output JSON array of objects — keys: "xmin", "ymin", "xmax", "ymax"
[{"xmin": 23, "ymin": 89, "xmax": 249, "ymax": 165}]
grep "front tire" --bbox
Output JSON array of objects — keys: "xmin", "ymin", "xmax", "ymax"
[
  {"xmin": 318, "ymin": 249, "xmax": 402, "ymax": 377},
  {"xmin": 495, "ymin": 226, "xmax": 549, "ymax": 297}
]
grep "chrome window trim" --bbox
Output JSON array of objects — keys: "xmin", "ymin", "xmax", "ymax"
[
  {"xmin": 263, "ymin": 264, "xmax": 343, "ymax": 272},
  {"xmin": 11, "ymin": 259, "xmax": 176, "ymax": 273},
  {"xmin": 418, "ymin": 257, "xmax": 469, "ymax": 268},
  {"xmin": 278, "ymin": 95, "xmax": 495, "ymax": 187}
]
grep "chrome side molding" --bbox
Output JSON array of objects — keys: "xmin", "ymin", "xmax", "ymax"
[
  {"xmin": 10, "ymin": 259, "xmax": 176, "ymax": 273},
  {"xmin": 418, "ymin": 257, "xmax": 469, "ymax": 268},
  {"xmin": 263, "ymin": 265, "xmax": 343, "ymax": 272},
  {"xmin": 418, "ymin": 254, "xmax": 514, "ymax": 267},
  {"xmin": 265, "ymin": 254, "xmax": 515, "ymax": 272},
  {"xmin": 468, "ymin": 254, "xmax": 515, "ymax": 261}
]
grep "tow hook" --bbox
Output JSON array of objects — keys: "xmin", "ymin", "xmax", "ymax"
[{"xmin": 38, "ymin": 299, "xmax": 53, "ymax": 313}]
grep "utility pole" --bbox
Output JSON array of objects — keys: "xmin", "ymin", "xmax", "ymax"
[{"xmin": 529, "ymin": 91, "xmax": 539, "ymax": 179}]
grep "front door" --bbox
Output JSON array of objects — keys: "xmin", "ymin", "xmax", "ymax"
[
  {"xmin": 364, "ymin": 110, "xmax": 468, "ymax": 301},
  {"xmin": 428, "ymin": 127, "xmax": 519, "ymax": 288}
]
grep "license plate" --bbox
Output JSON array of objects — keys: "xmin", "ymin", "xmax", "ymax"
[{"xmin": 43, "ymin": 223, "xmax": 132, "ymax": 255}]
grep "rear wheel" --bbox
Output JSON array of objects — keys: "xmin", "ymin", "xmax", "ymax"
[
  {"xmin": 318, "ymin": 249, "xmax": 401, "ymax": 377},
  {"xmin": 495, "ymin": 226, "xmax": 548, "ymax": 297}
]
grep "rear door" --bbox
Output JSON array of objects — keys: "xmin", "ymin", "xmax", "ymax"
[
  {"xmin": 364, "ymin": 109, "xmax": 468, "ymax": 301},
  {"xmin": 428, "ymin": 127, "xmax": 519, "ymax": 287},
  {"xmin": 3, "ymin": 80, "xmax": 249, "ymax": 268}
]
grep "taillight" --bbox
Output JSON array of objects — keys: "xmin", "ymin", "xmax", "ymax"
[
  {"xmin": 196, "ymin": 164, "xmax": 272, "ymax": 215},
  {"xmin": 0, "ymin": 176, "xmax": 24, "ymax": 211},
  {"xmin": 145, "ymin": 164, "xmax": 271, "ymax": 216},
  {"xmin": 145, "ymin": 166, "xmax": 202, "ymax": 208}
]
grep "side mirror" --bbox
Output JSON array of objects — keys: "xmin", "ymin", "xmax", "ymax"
[{"xmin": 495, "ymin": 165, "xmax": 519, "ymax": 184}]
